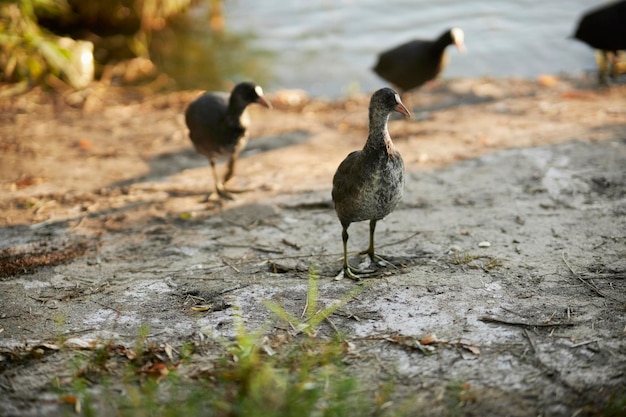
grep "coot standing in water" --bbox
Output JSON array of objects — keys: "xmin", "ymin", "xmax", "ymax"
[
  {"xmin": 373, "ymin": 28, "xmax": 465, "ymax": 94},
  {"xmin": 573, "ymin": 0, "xmax": 626, "ymax": 84},
  {"xmin": 332, "ymin": 88, "xmax": 411, "ymax": 280},
  {"xmin": 185, "ymin": 82, "xmax": 272, "ymax": 200}
]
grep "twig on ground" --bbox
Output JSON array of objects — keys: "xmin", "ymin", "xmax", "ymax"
[
  {"xmin": 27, "ymin": 295, "xmax": 48, "ymax": 303},
  {"xmin": 562, "ymin": 252, "xmax": 624, "ymax": 303},
  {"xmin": 562, "ymin": 252, "xmax": 607, "ymax": 298},
  {"xmin": 219, "ymin": 285, "xmax": 250, "ymax": 295},
  {"xmin": 300, "ymin": 297, "xmax": 309, "ymax": 320},
  {"xmin": 282, "ymin": 238, "xmax": 301, "ymax": 250},
  {"xmin": 0, "ymin": 314, "xmax": 22, "ymax": 319},
  {"xmin": 375, "ymin": 231, "xmax": 422, "ymax": 250},
  {"xmin": 252, "ymin": 246, "xmax": 284, "ymax": 254},
  {"xmin": 523, "ymin": 329, "xmax": 536, "ymax": 353},
  {"xmin": 324, "ymin": 316, "xmax": 340, "ymax": 334},
  {"xmin": 479, "ymin": 316, "xmax": 575, "ymax": 328},
  {"xmin": 92, "ymin": 300, "xmax": 123, "ymax": 315},
  {"xmin": 219, "ymin": 243, "xmax": 284, "ymax": 254},
  {"xmin": 222, "ymin": 258, "xmax": 240, "ymax": 273},
  {"xmin": 570, "ymin": 339, "xmax": 600, "ymax": 348}
]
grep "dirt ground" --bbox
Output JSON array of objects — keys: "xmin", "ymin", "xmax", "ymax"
[{"xmin": 1, "ymin": 74, "xmax": 625, "ymax": 416}]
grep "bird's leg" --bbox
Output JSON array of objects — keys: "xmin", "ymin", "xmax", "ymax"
[
  {"xmin": 597, "ymin": 50, "xmax": 610, "ymax": 85},
  {"xmin": 608, "ymin": 51, "xmax": 619, "ymax": 80},
  {"xmin": 223, "ymin": 154, "xmax": 237, "ymax": 184},
  {"xmin": 341, "ymin": 225, "xmax": 374, "ymax": 280},
  {"xmin": 364, "ymin": 219, "xmax": 398, "ymax": 270},
  {"xmin": 210, "ymin": 158, "xmax": 234, "ymax": 200},
  {"xmin": 342, "ymin": 226, "xmax": 360, "ymax": 280},
  {"xmin": 222, "ymin": 154, "xmax": 251, "ymax": 194}
]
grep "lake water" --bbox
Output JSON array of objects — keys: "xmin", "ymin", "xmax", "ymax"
[{"xmin": 154, "ymin": 0, "xmax": 604, "ymax": 97}]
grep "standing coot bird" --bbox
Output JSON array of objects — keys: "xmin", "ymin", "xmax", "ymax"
[
  {"xmin": 332, "ymin": 88, "xmax": 411, "ymax": 280},
  {"xmin": 573, "ymin": 1, "xmax": 626, "ymax": 83},
  {"xmin": 185, "ymin": 82, "xmax": 272, "ymax": 200},
  {"xmin": 373, "ymin": 28, "xmax": 465, "ymax": 94}
]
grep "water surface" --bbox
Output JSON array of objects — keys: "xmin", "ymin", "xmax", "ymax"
[{"xmin": 155, "ymin": 0, "xmax": 603, "ymax": 96}]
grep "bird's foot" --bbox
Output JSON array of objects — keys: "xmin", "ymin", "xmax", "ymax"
[
  {"xmin": 202, "ymin": 192, "xmax": 233, "ymax": 203},
  {"xmin": 217, "ymin": 189, "xmax": 236, "ymax": 200},
  {"xmin": 336, "ymin": 264, "xmax": 376, "ymax": 281},
  {"xmin": 224, "ymin": 186, "xmax": 252, "ymax": 195},
  {"xmin": 370, "ymin": 253, "xmax": 399, "ymax": 270},
  {"xmin": 216, "ymin": 182, "xmax": 256, "ymax": 199},
  {"xmin": 357, "ymin": 250, "xmax": 399, "ymax": 270},
  {"xmin": 204, "ymin": 186, "xmax": 236, "ymax": 201}
]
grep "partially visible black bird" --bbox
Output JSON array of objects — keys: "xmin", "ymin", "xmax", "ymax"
[
  {"xmin": 332, "ymin": 87, "xmax": 411, "ymax": 280},
  {"xmin": 373, "ymin": 28, "xmax": 465, "ymax": 94},
  {"xmin": 573, "ymin": 0, "xmax": 626, "ymax": 83},
  {"xmin": 185, "ymin": 82, "xmax": 272, "ymax": 200}
]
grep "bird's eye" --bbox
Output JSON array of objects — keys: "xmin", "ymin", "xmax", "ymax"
[{"xmin": 254, "ymin": 86, "xmax": 264, "ymax": 97}]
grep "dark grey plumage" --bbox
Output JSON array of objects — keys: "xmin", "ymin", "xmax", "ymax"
[
  {"xmin": 332, "ymin": 87, "xmax": 411, "ymax": 280},
  {"xmin": 573, "ymin": 1, "xmax": 626, "ymax": 83},
  {"xmin": 373, "ymin": 28, "xmax": 465, "ymax": 94},
  {"xmin": 185, "ymin": 82, "xmax": 271, "ymax": 200}
]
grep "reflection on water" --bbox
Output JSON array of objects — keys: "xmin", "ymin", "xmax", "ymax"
[{"xmin": 150, "ymin": 6, "xmax": 274, "ymax": 91}]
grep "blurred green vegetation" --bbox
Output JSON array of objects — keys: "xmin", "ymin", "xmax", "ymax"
[{"xmin": 0, "ymin": 0, "xmax": 211, "ymax": 90}]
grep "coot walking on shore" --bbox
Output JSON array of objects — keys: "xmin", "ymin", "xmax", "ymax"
[
  {"xmin": 373, "ymin": 28, "xmax": 465, "ymax": 94},
  {"xmin": 332, "ymin": 88, "xmax": 411, "ymax": 280},
  {"xmin": 185, "ymin": 82, "xmax": 272, "ymax": 200},
  {"xmin": 573, "ymin": 1, "xmax": 626, "ymax": 83}
]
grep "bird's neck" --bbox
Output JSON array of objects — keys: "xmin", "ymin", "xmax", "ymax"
[
  {"xmin": 227, "ymin": 100, "xmax": 248, "ymax": 118},
  {"xmin": 431, "ymin": 32, "xmax": 452, "ymax": 55},
  {"xmin": 364, "ymin": 113, "xmax": 397, "ymax": 155},
  {"xmin": 225, "ymin": 103, "xmax": 247, "ymax": 126}
]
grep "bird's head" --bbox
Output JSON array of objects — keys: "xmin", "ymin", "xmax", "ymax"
[
  {"xmin": 450, "ymin": 27, "xmax": 466, "ymax": 53},
  {"xmin": 370, "ymin": 87, "xmax": 411, "ymax": 119},
  {"xmin": 232, "ymin": 82, "xmax": 273, "ymax": 109}
]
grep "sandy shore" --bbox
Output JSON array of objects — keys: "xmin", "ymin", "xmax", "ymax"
[{"xmin": 1, "ymin": 75, "xmax": 625, "ymax": 416}]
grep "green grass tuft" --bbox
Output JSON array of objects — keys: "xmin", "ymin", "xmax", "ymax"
[{"xmin": 49, "ymin": 267, "xmax": 398, "ymax": 417}]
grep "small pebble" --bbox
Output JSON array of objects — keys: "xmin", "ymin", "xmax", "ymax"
[
  {"xmin": 447, "ymin": 245, "xmax": 463, "ymax": 253},
  {"xmin": 478, "ymin": 241, "xmax": 491, "ymax": 248}
]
